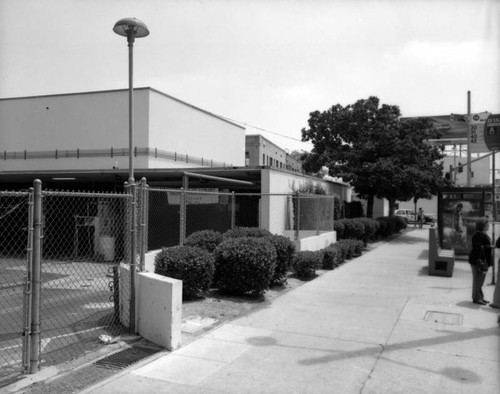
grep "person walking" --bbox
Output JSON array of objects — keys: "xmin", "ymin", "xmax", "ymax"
[
  {"xmin": 417, "ymin": 208, "xmax": 424, "ymax": 229},
  {"xmin": 468, "ymin": 217, "xmax": 492, "ymax": 305}
]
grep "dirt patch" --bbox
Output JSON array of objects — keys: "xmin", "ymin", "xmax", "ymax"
[{"xmin": 180, "ymin": 272, "xmax": 325, "ymax": 343}]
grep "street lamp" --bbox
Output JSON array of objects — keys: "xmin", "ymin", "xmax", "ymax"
[
  {"xmin": 113, "ymin": 17, "xmax": 149, "ymax": 333},
  {"xmin": 113, "ymin": 17, "xmax": 150, "ymax": 184}
]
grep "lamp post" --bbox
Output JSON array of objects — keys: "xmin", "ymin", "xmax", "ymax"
[
  {"xmin": 113, "ymin": 17, "xmax": 150, "ymax": 184},
  {"xmin": 113, "ymin": 17, "xmax": 149, "ymax": 332}
]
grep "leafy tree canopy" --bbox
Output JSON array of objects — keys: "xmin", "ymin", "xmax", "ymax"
[{"xmin": 301, "ymin": 96, "xmax": 449, "ymax": 217}]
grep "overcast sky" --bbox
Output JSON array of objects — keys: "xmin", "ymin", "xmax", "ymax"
[{"xmin": 1, "ymin": 0, "xmax": 498, "ymax": 152}]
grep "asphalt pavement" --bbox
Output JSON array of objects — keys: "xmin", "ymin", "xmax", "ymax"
[{"xmin": 9, "ymin": 227, "xmax": 500, "ymax": 393}]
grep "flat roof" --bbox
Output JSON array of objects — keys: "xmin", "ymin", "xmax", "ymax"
[{"xmin": 0, "ymin": 87, "xmax": 245, "ymax": 130}]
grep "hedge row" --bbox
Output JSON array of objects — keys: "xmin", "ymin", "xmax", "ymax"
[
  {"xmin": 155, "ymin": 218, "xmax": 402, "ymax": 298},
  {"xmin": 334, "ymin": 216, "xmax": 406, "ymax": 243},
  {"xmin": 155, "ymin": 228, "xmax": 296, "ymax": 298}
]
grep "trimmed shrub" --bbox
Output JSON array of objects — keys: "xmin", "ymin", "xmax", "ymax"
[
  {"xmin": 292, "ymin": 251, "xmax": 322, "ymax": 278},
  {"xmin": 322, "ymin": 245, "xmax": 341, "ymax": 270},
  {"xmin": 333, "ymin": 220, "xmax": 345, "ymax": 239},
  {"xmin": 376, "ymin": 217, "xmax": 395, "ymax": 238},
  {"xmin": 376, "ymin": 217, "xmax": 389, "ymax": 238},
  {"xmin": 184, "ymin": 230, "xmax": 223, "ymax": 253},
  {"xmin": 393, "ymin": 215, "xmax": 407, "ymax": 232},
  {"xmin": 335, "ymin": 239, "xmax": 363, "ymax": 259},
  {"xmin": 223, "ymin": 227, "xmax": 272, "ymax": 239},
  {"xmin": 337, "ymin": 219, "xmax": 364, "ymax": 240},
  {"xmin": 154, "ymin": 246, "xmax": 215, "ymax": 299},
  {"xmin": 214, "ymin": 237, "xmax": 277, "ymax": 295},
  {"xmin": 353, "ymin": 218, "xmax": 380, "ymax": 245},
  {"xmin": 264, "ymin": 235, "xmax": 296, "ymax": 286}
]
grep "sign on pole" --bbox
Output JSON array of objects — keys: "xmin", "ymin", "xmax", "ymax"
[
  {"xmin": 468, "ymin": 112, "xmax": 491, "ymax": 153},
  {"xmin": 484, "ymin": 113, "xmax": 500, "ymax": 151}
]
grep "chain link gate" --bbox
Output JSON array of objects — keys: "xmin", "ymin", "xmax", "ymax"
[{"xmin": 36, "ymin": 188, "xmax": 131, "ymax": 369}]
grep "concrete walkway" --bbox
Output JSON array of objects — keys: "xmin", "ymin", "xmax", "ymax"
[{"xmin": 80, "ymin": 228, "xmax": 500, "ymax": 394}]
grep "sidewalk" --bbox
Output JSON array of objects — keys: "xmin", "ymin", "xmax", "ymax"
[{"xmin": 78, "ymin": 228, "xmax": 499, "ymax": 393}]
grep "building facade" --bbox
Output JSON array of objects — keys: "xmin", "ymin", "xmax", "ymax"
[
  {"xmin": 0, "ymin": 87, "xmax": 245, "ymax": 173},
  {"xmin": 245, "ymin": 134, "xmax": 302, "ymax": 172}
]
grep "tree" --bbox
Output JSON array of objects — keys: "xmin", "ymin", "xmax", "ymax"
[{"xmin": 301, "ymin": 96, "xmax": 449, "ymax": 217}]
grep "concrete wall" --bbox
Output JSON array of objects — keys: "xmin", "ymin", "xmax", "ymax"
[
  {"xmin": 119, "ymin": 263, "xmax": 182, "ymax": 350},
  {"xmin": 284, "ymin": 230, "xmax": 337, "ymax": 252},
  {"xmin": 148, "ymin": 89, "xmax": 245, "ymax": 168},
  {"xmin": 136, "ymin": 272, "xmax": 182, "ymax": 350},
  {"xmin": 260, "ymin": 169, "xmax": 350, "ymax": 235}
]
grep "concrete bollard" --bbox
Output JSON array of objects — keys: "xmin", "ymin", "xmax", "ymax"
[{"xmin": 136, "ymin": 272, "xmax": 182, "ymax": 350}]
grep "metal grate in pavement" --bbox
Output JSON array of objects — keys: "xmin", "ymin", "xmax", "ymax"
[
  {"xmin": 93, "ymin": 345, "xmax": 160, "ymax": 370},
  {"xmin": 18, "ymin": 344, "xmax": 162, "ymax": 394}
]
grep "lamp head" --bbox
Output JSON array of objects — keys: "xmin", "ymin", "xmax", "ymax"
[{"xmin": 113, "ymin": 17, "xmax": 150, "ymax": 40}]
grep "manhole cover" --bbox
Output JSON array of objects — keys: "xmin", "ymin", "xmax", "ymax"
[{"xmin": 424, "ymin": 311, "xmax": 463, "ymax": 325}]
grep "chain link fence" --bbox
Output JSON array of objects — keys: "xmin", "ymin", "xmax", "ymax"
[
  {"xmin": 0, "ymin": 181, "xmax": 336, "ymax": 386},
  {"xmin": 0, "ymin": 191, "xmax": 31, "ymax": 383},
  {"xmin": 0, "ymin": 182, "xmax": 144, "ymax": 387},
  {"xmin": 146, "ymin": 189, "xmax": 335, "ymax": 250}
]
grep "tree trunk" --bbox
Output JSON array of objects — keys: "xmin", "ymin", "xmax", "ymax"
[{"xmin": 388, "ymin": 199, "xmax": 397, "ymax": 216}]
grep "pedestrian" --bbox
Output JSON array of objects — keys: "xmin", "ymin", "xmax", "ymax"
[
  {"xmin": 417, "ymin": 207, "xmax": 424, "ymax": 229},
  {"xmin": 468, "ymin": 217, "xmax": 492, "ymax": 305}
]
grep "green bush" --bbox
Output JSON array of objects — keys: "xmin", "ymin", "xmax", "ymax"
[
  {"xmin": 337, "ymin": 219, "xmax": 364, "ymax": 240},
  {"xmin": 292, "ymin": 251, "xmax": 322, "ymax": 278},
  {"xmin": 154, "ymin": 246, "xmax": 215, "ymax": 299},
  {"xmin": 393, "ymin": 215, "xmax": 407, "ymax": 232},
  {"xmin": 214, "ymin": 237, "xmax": 277, "ymax": 295},
  {"xmin": 335, "ymin": 239, "xmax": 364, "ymax": 259},
  {"xmin": 353, "ymin": 218, "xmax": 380, "ymax": 245},
  {"xmin": 184, "ymin": 230, "xmax": 223, "ymax": 253},
  {"xmin": 264, "ymin": 235, "xmax": 296, "ymax": 286},
  {"xmin": 334, "ymin": 239, "xmax": 351, "ymax": 260},
  {"xmin": 333, "ymin": 220, "xmax": 345, "ymax": 239},
  {"xmin": 223, "ymin": 227, "xmax": 272, "ymax": 239},
  {"xmin": 376, "ymin": 217, "xmax": 389, "ymax": 238},
  {"xmin": 322, "ymin": 245, "xmax": 341, "ymax": 270},
  {"xmin": 376, "ymin": 217, "xmax": 395, "ymax": 238}
]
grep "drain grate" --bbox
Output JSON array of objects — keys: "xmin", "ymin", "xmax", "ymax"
[
  {"xmin": 94, "ymin": 345, "xmax": 160, "ymax": 370},
  {"xmin": 424, "ymin": 311, "xmax": 463, "ymax": 325}
]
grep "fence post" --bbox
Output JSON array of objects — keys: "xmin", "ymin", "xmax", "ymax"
[
  {"xmin": 29, "ymin": 179, "xmax": 42, "ymax": 374},
  {"xmin": 295, "ymin": 193, "xmax": 300, "ymax": 241},
  {"xmin": 22, "ymin": 187, "xmax": 35, "ymax": 373},
  {"xmin": 129, "ymin": 181, "xmax": 137, "ymax": 332},
  {"xmin": 231, "ymin": 192, "xmax": 236, "ymax": 229},
  {"xmin": 138, "ymin": 178, "xmax": 148, "ymax": 272},
  {"xmin": 179, "ymin": 188, "xmax": 186, "ymax": 245},
  {"xmin": 331, "ymin": 196, "xmax": 335, "ymax": 231},
  {"xmin": 315, "ymin": 197, "xmax": 320, "ymax": 235}
]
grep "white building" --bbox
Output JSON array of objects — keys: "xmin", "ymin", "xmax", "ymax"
[{"xmin": 0, "ymin": 87, "xmax": 245, "ymax": 174}]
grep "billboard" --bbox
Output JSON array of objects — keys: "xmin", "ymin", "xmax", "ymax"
[{"xmin": 468, "ymin": 112, "xmax": 491, "ymax": 153}]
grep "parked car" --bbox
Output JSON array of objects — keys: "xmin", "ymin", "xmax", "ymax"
[{"xmin": 395, "ymin": 209, "xmax": 416, "ymax": 224}]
